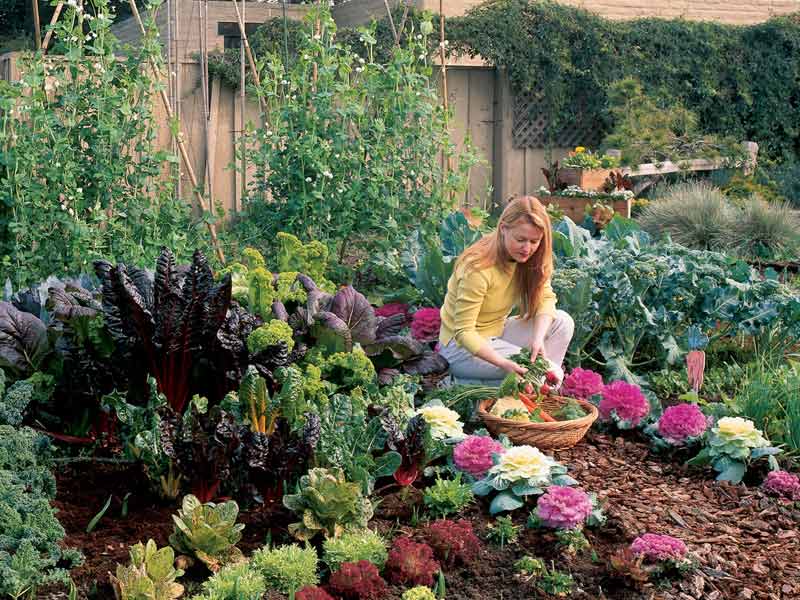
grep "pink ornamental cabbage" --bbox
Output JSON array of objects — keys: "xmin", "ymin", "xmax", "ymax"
[
  {"xmin": 562, "ymin": 368, "xmax": 604, "ymax": 400},
  {"xmin": 657, "ymin": 403, "xmax": 707, "ymax": 445},
  {"xmin": 411, "ymin": 308, "xmax": 442, "ymax": 342},
  {"xmin": 762, "ymin": 470, "xmax": 800, "ymax": 500},
  {"xmin": 535, "ymin": 485, "xmax": 593, "ymax": 529},
  {"xmin": 376, "ymin": 302, "xmax": 412, "ymax": 324},
  {"xmin": 630, "ymin": 534, "xmax": 688, "ymax": 562},
  {"xmin": 453, "ymin": 435, "xmax": 505, "ymax": 478},
  {"xmin": 599, "ymin": 381, "xmax": 649, "ymax": 426}
]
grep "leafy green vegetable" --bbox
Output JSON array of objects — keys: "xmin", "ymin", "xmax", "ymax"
[
  {"xmin": 190, "ymin": 562, "xmax": 265, "ymax": 600},
  {"xmin": 250, "ymin": 544, "xmax": 319, "ymax": 595},
  {"xmin": 168, "ymin": 494, "xmax": 245, "ymax": 572},
  {"xmin": 109, "ymin": 540, "xmax": 184, "ymax": 600},
  {"xmin": 553, "ymin": 399, "xmax": 587, "ymax": 421},
  {"xmin": 321, "ymin": 349, "xmax": 377, "ymax": 393},
  {"xmin": 423, "ymin": 473, "xmax": 475, "ymax": 519},
  {"xmin": 247, "ymin": 320, "xmax": 296, "ymax": 355},
  {"xmin": 322, "ymin": 529, "xmax": 388, "ymax": 573},
  {"xmin": 283, "ymin": 468, "xmax": 374, "ymax": 541}
]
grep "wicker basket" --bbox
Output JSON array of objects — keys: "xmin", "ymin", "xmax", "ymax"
[{"xmin": 477, "ymin": 396, "xmax": 598, "ymax": 450}]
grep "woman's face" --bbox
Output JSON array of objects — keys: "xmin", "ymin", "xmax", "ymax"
[{"xmin": 502, "ymin": 221, "xmax": 543, "ymax": 263}]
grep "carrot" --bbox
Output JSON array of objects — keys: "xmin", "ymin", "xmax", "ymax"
[{"xmin": 518, "ymin": 394, "xmax": 557, "ymax": 422}]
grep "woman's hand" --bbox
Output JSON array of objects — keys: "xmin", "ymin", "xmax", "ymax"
[
  {"xmin": 501, "ymin": 358, "xmax": 528, "ymax": 376},
  {"xmin": 529, "ymin": 336, "xmax": 545, "ymax": 361}
]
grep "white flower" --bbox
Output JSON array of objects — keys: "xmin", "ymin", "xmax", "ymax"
[
  {"xmin": 323, "ymin": 170, "xmax": 333, "ymax": 179},
  {"xmin": 76, "ymin": 188, "xmax": 83, "ymax": 193},
  {"xmin": 303, "ymin": 54, "xmax": 310, "ymax": 60},
  {"xmin": 266, "ymin": 130, "xmax": 273, "ymax": 136},
  {"xmin": 488, "ymin": 445, "xmax": 557, "ymax": 485},
  {"xmin": 355, "ymin": 67, "xmax": 363, "ymax": 73},
  {"xmin": 305, "ymin": 177, "xmax": 312, "ymax": 182},
  {"xmin": 358, "ymin": 57, "xmax": 365, "ymax": 64},
  {"xmin": 313, "ymin": 34, "xmax": 321, "ymax": 40},
  {"xmin": 418, "ymin": 54, "xmax": 426, "ymax": 60},
  {"xmin": 415, "ymin": 403, "xmax": 464, "ymax": 440}
]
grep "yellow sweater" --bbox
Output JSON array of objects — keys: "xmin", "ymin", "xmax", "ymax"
[{"xmin": 439, "ymin": 261, "xmax": 557, "ymax": 355}]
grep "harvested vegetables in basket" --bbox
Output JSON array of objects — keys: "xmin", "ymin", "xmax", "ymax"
[{"xmin": 494, "ymin": 350, "xmax": 562, "ymax": 422}]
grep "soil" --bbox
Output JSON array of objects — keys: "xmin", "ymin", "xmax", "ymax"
[{"xmin": 40, "ymin": 432, "xmax": 800, "ymax": 600}]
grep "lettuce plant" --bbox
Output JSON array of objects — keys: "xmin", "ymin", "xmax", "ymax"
[
  {"xmin": 423, "ymin": 473, "xmax": 474, "ymax": 519},
  {"xmin": 168, "ymin": 494, "xmax": 245, "ymax": 572},
  {"xmin": 322, "ymin": 529, "xmax": 388, "ymax": 573},
  {"xmin": 250, "ymin": 544, "xmax": 319, "ymax": 595},
  {"xmin": 283, "ymin": 468, "xmax": 374, "ymax": 541},
  {"xmin": 328, "ymin": 560, "xmax": 388, "ymax": 600},
  {"xmin": 109, "ymin": 540, "xmax": 184, "ymax": 600},
  {"xmin": 381, "ymin": 412, "xmax": 429, "ymax": 486},
  {"xmin": 296, "ymin": 586, "xmax": 335, "ymax": 600},
  {"xmin": 424, "ymin": 519, "xmax": 481, "ymax": 566},
  {"xmin": 386, "ymin": 538, "xmax": 440, "ymax": 587},
  {"xmin": 402, "ymin": 587, "xmax": 437, "ymax": 600},
  {"xmin": 688, "ymin": 416, "xmax": 780, "ymax": 483},
  {"xmin": 190, "ymin": 562, "xmax": 266, "ymax": 600},
  {"xmin": 472, "ymin": 445, "xmax": 576, "ymax": 515}
]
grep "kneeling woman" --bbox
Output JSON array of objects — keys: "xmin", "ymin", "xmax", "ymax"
[{"xmin": 439, "ymin": 196, "xmax": 574, "ymax": 385}]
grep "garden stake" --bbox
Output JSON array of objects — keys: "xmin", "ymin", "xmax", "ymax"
[
  {"xmin": 231, "ymin": 0, "xmax": 267, "ymax": 114},
  {"xmin": 438, "ymin": 0, "xmax": 454, "ymax": 202},
  {"xmin": 127, "ymin": 0, "xmax": 225, "ymax": 264},
  {"xmin": 32, "ymin": 0, "xmax": 42, "ymax": 49},
  {"xmin": 239, "ymin": 0, "xmax": 246, "ymax": 215},
  {"xmin": 41, "ymin": 2, "xmax": 64, "ymax": 53}
]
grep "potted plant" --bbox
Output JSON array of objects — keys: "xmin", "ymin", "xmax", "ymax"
[{"xmin": 558, "ymin": 147, "xmax": 620, "ymax": 191}]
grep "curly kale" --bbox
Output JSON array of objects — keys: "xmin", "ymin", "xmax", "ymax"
[
  {"xmin": 0, "ymin": 372, "xmax": 54, "ymax": 427},
  {"xmin": 248, "ymin": 320, "xmax": 295, "ymax": 355},
  {"xmin": 321, "ymin": 349, "xmax": 376, "ymax": 392}
]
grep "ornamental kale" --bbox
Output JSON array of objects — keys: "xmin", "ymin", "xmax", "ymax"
[
  {"xmin": 534, "ymin": 485, "xmax": 594, "ymax": 530},
  {"xmin": 762, "ymin": 470, "xmax": 800, "ymax": 500},
  {"xmin": 630, "ymin": 534, "xmax": 688, "ymax": 563},
  {"xmin": 561, "ymin": 368, "xmax": 604, "ymax": 401},
  {"xmin": 168, "ymin": 494, "xmax": 245, "ymax": 572},
  {"xmin": 472, "ymin": 445, "xmax": 576, "ymax": 515},
  {"xmin": 410, "ymin": 307, "xmax": 441, "ymax": 342},
  {"xmin": 656, "ymin": 403, "xmax": 707, "ymax": 445},
  {"xmin": 688, "ymin": 417, "xmax": 780, "ymax": 483},
  {"xmin": 453, "ymin": 435, "xmax": 505, "ymax": 479},
  {"xmin": 386, "ymin": 538, "xmax": 440, "ymax": 587},
  {"xmin": 415, "ymin": 401, "xmax": 465, "ymax": 440},
  {"xmin": 599, "ymin": 380, "xmax": 649, "ymax": 428},
  {"xmin": 283, "ymin": 468, "xmax": 374, "ymax": 541}
]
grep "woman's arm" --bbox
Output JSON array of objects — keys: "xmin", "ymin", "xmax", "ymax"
[
  {"xmin": 529, "ymin": 278, "xmax": 557, "ymax": 358},
  {"xmin": 474, "ymin": 343, "xmax": 528, "ymax": 376}
]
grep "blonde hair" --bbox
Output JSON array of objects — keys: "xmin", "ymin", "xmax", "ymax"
[{"xmin": 456, "ymin": 196, "xmax": 553, "ymax": 318}]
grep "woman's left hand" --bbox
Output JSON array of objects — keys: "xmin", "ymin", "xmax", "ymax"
[{"xmin": 529, "ymin": 336, "xmax": 545, "ymax": 360}]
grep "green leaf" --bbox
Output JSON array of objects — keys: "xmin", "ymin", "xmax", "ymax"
[
  {"xmin": 750, "ymin": 447, "xmax": 781, "ymax": 459},
  {"xmin": 86, "ymin": 494, "xmax": 113, "ymax": 533},
  {"xmin": 686, "ymin": 447, "xmax": 711, "ymax": 466},
  {"xmin": 713, "ymin": 460, "xmax": 746, "ymax": 484},
  {"xmin": 373, "ymin": 451, "xmax": 402, "ymax": 478},
  {"xmin": 489, "ymin": 491, "xmax": 524, "ymax": 515}
]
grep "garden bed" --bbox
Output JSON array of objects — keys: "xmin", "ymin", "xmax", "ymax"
[{"xmin": 47, "ymin": 431, "xmax": 800, "ymax": 600}]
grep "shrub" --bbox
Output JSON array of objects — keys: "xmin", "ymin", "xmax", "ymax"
[
  {"xmin": 638, "ymin": 182, "xmax": 733, "ymax": 252},
  {"xmin": 190, "ymin": 562, "xmax": 265, "ymax": 600},
  {"xmin": 386, "ymin": 537, "xmax": 440, "ymax": 587},
  {"xmin": 328, "ymin": 560, "xmax": 388, "ymax": 600},
  {"xmin": 424, "ymin": 519, "xmax": 481, "ymax": 566},
  {"xmin": 251, "ymin": 544, "xmax": 319, "ymax": 595},
  {"xmin": 322, "ymin": 529, "xmax": 388, "ymax": 573},
  {"xmin": 453, "ymin": 435, "xmax": 504, "ymax": 479},
  {"xmin": 599, "ymin": 381, "xmax": 649, "ymax": 428},
  {"xmin": 168, "ymin": 495, "xmax": 245, "ymax": 571},
  {"xmin": 728, "ymin": 197, "xmax": 800, "ymax": 261},
  {"xmin": 535, "ymin": 486, "xmax": 593, "ymax": 530},
  {"xmin": 423, "ymin": 474, "xmax": 474, "ymax": 519}
]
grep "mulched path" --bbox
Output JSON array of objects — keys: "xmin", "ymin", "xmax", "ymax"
[{"xmin": 43, "ymin": 432, "xmax": 800, "ymax": 599}]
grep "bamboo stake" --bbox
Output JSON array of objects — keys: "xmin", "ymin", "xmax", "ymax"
[
  {"xmin": 41, "ymin": 1, "xmax": 64, "ymax": 52},
  {"xmin": 231, "ymin": 0, "xmax": 267, "ymax": 114},
  {"xmin": 382, "ymin": 0, "xmax": 398, "ymax": 45},
  {"xmin": 31, "ymin": 0, "xmax": 42, "ymax": 49},
  {"xmin": 238, "ymin": 0, "xmax": 246, "ymax": 216},
  {"xmin": 395, "ymin": 0, "xmax": 412, "ymax": 46},
  {"xmin": 439, "ymin": 0, "xmax": 450, "ymax": 199},
  {"xmin": 127, "ymin": 0, "xmax": 225, "ymax": 263},
  {"xmin": 312, "ymin": 14, "xmax": 320, "ymax": 90},
  {"xmin": 174, "ymin": 0, "xmax": 182, "ymax": 201},
  {"xmin": 200, "ymin": 0, "xmax": 212, "ymax": 201}
]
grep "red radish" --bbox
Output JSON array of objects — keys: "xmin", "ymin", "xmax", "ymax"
[
  {"xmin": 545, "ymin": 371, "xmax": 559, "ymax": 385},
  {"xmin": 540, "ymin": 383, "xmax": 552, "ymax": 395},
  {"xmin": 524, "ymin": 382, "xmax": 534, "ymax": 395}
]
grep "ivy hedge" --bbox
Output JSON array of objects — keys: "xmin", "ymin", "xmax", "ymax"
[{"xmin": 447, "ymin": 0, "xmax": 800, "ymax": 163}]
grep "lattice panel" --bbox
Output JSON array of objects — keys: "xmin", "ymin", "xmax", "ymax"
[{"xmin": 512, "ymin": 89, "xmax": 604, "ymax": 149}]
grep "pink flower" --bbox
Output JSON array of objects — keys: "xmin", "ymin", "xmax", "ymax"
[
  {"xmin": 535, "ymin": 486, "xmax": 593, "ymax": 529},
  {"xmin": 599, "ymin": 381, "xmax": 649, "ymax": 426},
  {"xmin": 376, "ymin": 302, "xmax": 411, "ymax": 324},
  {"xmin": 562, "ymin": 368, "xmax": 604, "ymax": 400},
  {"xmin": 453, "ymin": 435, "xmax": 504, "ymax": 478},
  {"xmin": 657, "ymin": 403, "xmax": 707, "ymax": 445},
  {"xmin": 630, "ymin": 534, "xmax": 688, "ymax": 562},
  {"xmin": 762, "ymin": 471, "xmax": 800, "ymax": 500},
  {"xmin": 410, "ymin": 307, "xmax": 441, "ymax": 342}
]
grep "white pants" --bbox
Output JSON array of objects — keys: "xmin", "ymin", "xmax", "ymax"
[{"xmin": 439, "ymin": 310, "xmax": 575, "ymax": 385}]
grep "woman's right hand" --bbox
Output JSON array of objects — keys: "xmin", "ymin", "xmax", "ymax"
[{"xmin": 501, "ymin": 358, "xmax": 528, "ymax": 376}]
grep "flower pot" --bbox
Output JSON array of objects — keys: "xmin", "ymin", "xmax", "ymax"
[
  {"xmin": 558, "ymin": 167, "xmax": 611, "ymax": 192},
  {"xmin": 542, "ymin": 195, "xmax": 632, "ymax": 224}
]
